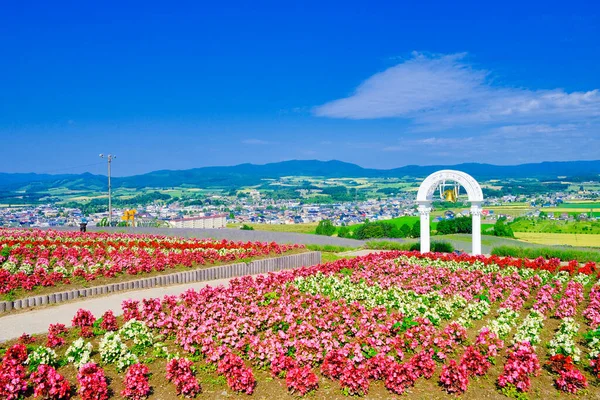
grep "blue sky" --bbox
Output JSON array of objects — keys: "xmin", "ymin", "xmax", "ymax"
[{"xmin": 1, "ymin": 1, "xmax": 599, "ymax": 176}]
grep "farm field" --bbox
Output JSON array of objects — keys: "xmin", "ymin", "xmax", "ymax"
[
  {"xmin": 0, "ymin": 229, "xmax": 303, "ymax": 300},
  {"xmin": 2, "ymin": 251, "xmax": 600, "ymax": 398},
  {"xmin": 510, "ymin": 219, "xmax": 600, "ymax": 234},
  {"xmin": 515, "ymin": 232, "xmax": 600, "ymax": 247},
  {"xmin": 559, "ymin": 201, "xmax": 600, "ymax": 208},
  {"xmin": 227, "ymin": 222, "xmax": 320, "ymax": 234}
]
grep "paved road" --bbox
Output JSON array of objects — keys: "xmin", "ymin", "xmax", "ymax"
[{"xmin": 0, "ymin": 277, "xmax": 237, "ymax": 343}]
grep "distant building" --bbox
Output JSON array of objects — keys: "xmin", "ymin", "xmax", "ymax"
[{"xmin": 168, "ymin": 214, "xmax": 227, "ymax": 229}]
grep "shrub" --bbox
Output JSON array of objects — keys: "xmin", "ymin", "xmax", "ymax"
[
  {"xmin": 409, "ymin": 241, "xmax": 454, "ymax": 253},
  {"xmin": 315, "ymin": 219, "xmax": 336, "ymax": 236}
]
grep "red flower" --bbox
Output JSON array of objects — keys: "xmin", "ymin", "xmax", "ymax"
[
  {"xmin": 286, "ymin": 366, "xmax": 318, "ymax": 395},
  {"xmin": 121, "ymin": 363, "xmax": 151, "ymax": 400}
]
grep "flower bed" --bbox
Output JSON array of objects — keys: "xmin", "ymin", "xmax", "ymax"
[
  {"xmin": 0, "ymin": 229, "xmax": 303, "ymax": 298},
  {"xmin": 1, "ymin": 250, "xmax": 599, "ymax": 398}
]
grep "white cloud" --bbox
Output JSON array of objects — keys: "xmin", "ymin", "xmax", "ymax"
[
  {"xmin": 314, "ymin": 52, "xmax": 600, "ymax": 129},
  {"xmin": 241, "ymin": 138, "xmax": 275, "ymax": 145}
]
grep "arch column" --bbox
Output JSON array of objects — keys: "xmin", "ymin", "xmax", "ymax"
[
  {"xmin": 470, "ymin": 202, "xmax": 482, "ymax": 255},
  {"xmin": 418, "ymin": 202, "xmax": 432, "ymax": 253}
]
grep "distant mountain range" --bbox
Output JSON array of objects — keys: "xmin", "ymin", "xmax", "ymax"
[{"xmin": 1, "ymin": 159, "xmax": 600, "ymax": 191}]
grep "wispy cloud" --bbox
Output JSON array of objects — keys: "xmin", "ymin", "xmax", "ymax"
[
  {"xmin": 241, "ymin": 138, "xmax": 276, "ymax": 145},
  {"xmin": 314, "ymin": 52, "xmax": 600, "ymax": 130}
]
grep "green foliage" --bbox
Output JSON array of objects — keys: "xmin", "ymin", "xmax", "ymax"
[
  {"xmin": 3, "ymin": 290, "xmax": 16, "ymax": 302},
  {"xmin": 436, "ymin": 216, "xmax": 472, "ymax": 235},
  {"xmin": 509, "ymin": 218, "xmax": 600, "ymax": 234},
  {"xmin": 306, "ymin": 244, "xmax": 357, "ymax": 253},
  {"xmin": 337, "ymin": 226, "xmax": 352, "ymax": 238},
  {"xmin": 353, "ymin": 221, "xmax": 414, "ymax": 239},
  {"xmin": 240, "ymin": 224, "xmax": 254, "ymax": 230},
  {"xmin": 410, "ymin": 221, "xmax": 421, "ymax": 238},
  {"xmin": 361, "ymin": 345, "xmax": 378, "ymax": 359},
  {"xmin": 392, "ymin": 317, "xmax": 419, "ymax": 333},
  {"xmin": 499, "ymin": 383, "xmax": 530, "ymax": 400},
  {"xmin": 493, "ymin": 217, "xmax": 515, "ymax": 238},
  {"xmin": 491, "ymin": 246, "xmax": 600, "ymax": 263},
  {"xmin": 408, "ymin": 241, "xmax": 454, "ymax": 253},
  {"xmin": 92, "ymin": 318, "xmax": 107, "ymax": 336},
  {"xmin": 365, "ymin": 241, "xmax": 413, "ymax": 251},
  {"xmin": 315, "ymin": 219, "xmax": 336, "ymax": 236},
  {"xmin": 0, "ymin": 246, "xmax": 10, "ymax": 258}
]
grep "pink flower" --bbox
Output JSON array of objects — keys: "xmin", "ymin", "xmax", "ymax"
[
  {"xmin": 121, "ymin": 363, "xmax": 151, "ymax": 400},
  {"xmin": 439, "ymin": 359, "xmax": 469, "ymax": 394},
  {"xmin": 339, "ymin": 363, "xmax": 369, "ymax": 396},
  {"xmin": 497, "ymin": 342, "xmax": 540, "ymax": 393},
  {"xmin": 166, "ymin": 358, "xmax": 201, "ymax": 397},
  {"xmin": 556, "ymin": 368, "xmax": 588, "ymax": 394},
  {"xmin": 71, "ymin": 309, "xmax": 95, "ymax": 329},
  {"xmin": 30, "ymin": 364, "xmax": 72, "ymax": 399},
  {"xmin": 100, "ymin": 310, "xmax": 118, "ymax": 331},
  {"xmin": 286, "ymin": 366, "xmax": 318, "ymax": 395},
  {"xmin": 460, "ymin": 346, "xmax": 491, "ymax": 377},
  {"xmin": 77, "ymin": 362, "xmax": 108, "ymax": 400}
]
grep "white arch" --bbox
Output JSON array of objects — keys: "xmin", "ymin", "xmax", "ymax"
[{"xmin": 416, "ymin": 170, "xmax": 484, "ymax": 255}]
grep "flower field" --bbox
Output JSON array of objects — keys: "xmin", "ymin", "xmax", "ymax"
[
  {"xmin": 2, "ymin": 250, "xmax": 600, "ymax": 398},
  {"xmin": 0, "ymin": 229, "xmax": 303, "ymax": 299}
]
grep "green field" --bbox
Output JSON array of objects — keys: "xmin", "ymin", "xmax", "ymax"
[
  {"xmin": 510, "ymin": 219, "xmax": 600, "ymax": 234},
  {"xmin": 514, "ymin": 232, "xmax": 600, "ymax": 247},
  {"xmin": 227, "ymin": 223, "xmax": 319, "ymax": 234},
  {"xmin": 559, "ymin": 201, "xmax": 600, "ymax": 208}
]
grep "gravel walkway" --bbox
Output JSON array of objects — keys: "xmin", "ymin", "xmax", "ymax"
[{"xmin": 0, "ymin": 277, "xmax": 237, "ymax": 343}]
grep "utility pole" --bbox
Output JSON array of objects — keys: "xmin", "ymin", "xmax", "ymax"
[{"xmin": 99, "ymin": 154, "xmax": 116, "ymax": 225}]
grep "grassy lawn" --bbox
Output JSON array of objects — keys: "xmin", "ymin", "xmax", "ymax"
[
  {"xmin": 227, "ymin": 223, "xmax": 319, "ymax": 234},
  {"xmin": 514, "ymin": 232, "xmax": 600, "ymax": 247}
]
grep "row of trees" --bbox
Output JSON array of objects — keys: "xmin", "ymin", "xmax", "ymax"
[
  {"xmin": 315, "ymin": 220, "xmax": 421, "ymax": 239},
  {"xmin": 316, "ymin": 216, "xmax": 515, "ymax": 239}
]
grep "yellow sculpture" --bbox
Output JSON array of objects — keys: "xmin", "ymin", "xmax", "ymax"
[{"xmin": 121, "ymin": 209, "xmax": 137, "ymax": 226}]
